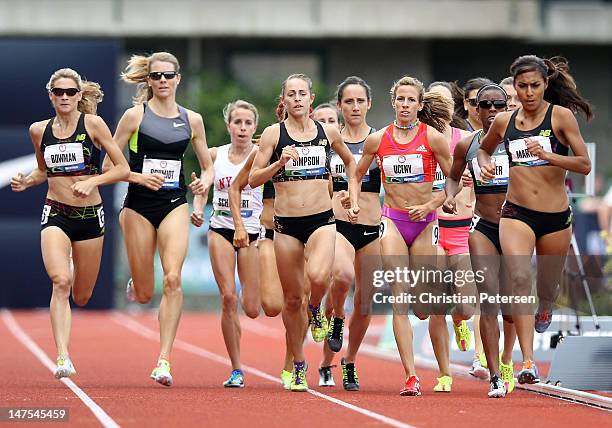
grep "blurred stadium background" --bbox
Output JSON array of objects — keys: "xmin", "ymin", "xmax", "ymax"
[{"xmin": 1, "ymin": 0, "xmax": 610, "ymax": 314}]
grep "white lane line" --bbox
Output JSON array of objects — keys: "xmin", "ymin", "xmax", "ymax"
[
  {"xmin": 111, "ymin": 312, "xmax": 415, "ymax": 428},
  {"xmin": 1, "ymin": 310, "xmax": 121, "ymax": 428}
]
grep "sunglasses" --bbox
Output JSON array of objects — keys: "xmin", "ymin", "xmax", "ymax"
[
  {"xmin": 467, "ymin": 98, "xmax": 478, "ymax": 107},
  {"xmin": 148, "ymin": 71, "xmax": 178, "ymax": 80},
  {"xmin": 478, "ymin": 99, "xmax": 508, "ymax": 110},
  {"xmin": 51, "ymin": 87, "xmax": 80, "ymax": 97}
]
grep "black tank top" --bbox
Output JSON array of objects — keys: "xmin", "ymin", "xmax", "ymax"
[
  {"xmin": 466, "ymin": 130, "xmax": 508, "ymax": 194},
  {"xmin": 503, "ymin": 104, "xmax": 568, "ymax": 168},
  {"xmin": 330, "ymin": 128, "xmax": 380, "ymax": 193},
  {"xmin": 271, "ymin": 120, "xmax": 330, "ymax": 182},
  {"xmin": 41, "ymin": 113, "xmax": 101, "ymax": 177},
  {"xmin": 128, "ymin": 103, "xmax": 192, "ymax": 199}
]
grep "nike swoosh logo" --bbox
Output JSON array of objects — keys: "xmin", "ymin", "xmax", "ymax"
[
  {"xmin": 171, "ymin": 198, "xmax": 180, "ymax": 203},
  {"xmin": 173, "ymin": 122, "xmax": 186, "ymax": 128},
  {"xmin": 364, "ymin": 231, "xmax": 378, "ymax": 236}
]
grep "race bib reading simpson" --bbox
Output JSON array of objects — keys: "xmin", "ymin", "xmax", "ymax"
[
  {"xmin": 44, "ymin": 143, "xmax": 85, "ymax": 173},
  {"xmin": 142, "ymin": 157, "xmax": 181, "ymax": 188},
  {"xmin": 285, "ymin": 146, "xmax": 327, "ymax": 177},
  {"xmin": 508, "ymin": 136, "xmax": 552, "ymax": 167},
  {"xmin": 382, "ymin": 154, "xmax": 424, "ymax": 183}
]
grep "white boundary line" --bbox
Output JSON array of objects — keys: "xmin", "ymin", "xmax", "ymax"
[
  {"xmin": 111, "ymin": 312, "xmax": 415, "ymax": 428},
  {"xmin": 1, "ymin": 310, "xmax": 121, "ymax": 428}
]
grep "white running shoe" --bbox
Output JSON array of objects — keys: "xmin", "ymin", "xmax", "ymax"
[
  {"xmin": 488, "ymin": 375, "xmax": 507, "ymax": 398},
  {"xmin": 469, "ymin": 356, "xmax": 489, "ymax": 380},
  {"xmin": 126, "ymin": 278, "xmax": 136, "ymax": 303},
  {"xmin": 54, "ymin": 356, "xmax": 76, "ymax": 379},
  {"xmin": 150, "ymin": 359, "xmax": 173, "ymax": 387}
]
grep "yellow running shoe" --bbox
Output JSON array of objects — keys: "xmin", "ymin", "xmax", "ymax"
[
  {"xmin": 290, "ymin": 362, "xmax": 308, "ymax": 392},
  {"xmin": 309, "ymin": 304, "xmax": 328, "ymax": 343},
  {"xmin": 433, "ymin": 375, "xmax": 452, "ymax": 392},
  {"xmin": 453, "ymin": 320, "xmax": 471, "ymax": 351},
  {"xmin": 150, "ymin": 359, "xmax": 173, "ymax": 387},
  {"xmin": 499, "ymin": 354, "xmax": 515, "ymax": 394},
  {"xmin": 281, "ymin": 370, "xmax": 292, "ymax": 390}
]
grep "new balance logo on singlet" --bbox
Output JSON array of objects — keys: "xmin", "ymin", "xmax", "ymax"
[
  {"xmin": 416, "ymin": 145, "xmax": 427, "ymax": 152},
  {"xmin": 539, "ymin": 130, "xmax": 551, "ymax": 137}
]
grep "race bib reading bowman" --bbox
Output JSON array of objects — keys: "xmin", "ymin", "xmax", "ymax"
[
  {"xmin": 213, "ymin": 190, "xmax": 253, "ymax": 218},
  {"xmin": 142, "ymin": 157, "xmax": 181, "ymax": 188},
  {"xmin": 508, "ymin": 136, "xmax": 552, "ymax": 167},
  {"xmin": 285, "ymin": 146, "xmax": 327, "ymax": 177},
  {"xmin": 330, "ymin": 154, "xmax": 369, "ymax": 182},
  {"xmin": 44, "ymin": 143, "xmax": 85, "ymax": 172},
  {"xmin": 382, "ymin": 154, "xmax": 424, "ymax": 183},
  {"xmin": 471, "ymin": 155, "xmax": 509, "ymax": 186}
]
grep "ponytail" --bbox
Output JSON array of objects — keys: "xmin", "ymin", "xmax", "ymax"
[
  {"xmin": 419, "ymin": 92, "xmax": 453, "ymax": 134},
  {"xmin": 78, "ymin": 81, "xmax": 104, "ymax": 115}
]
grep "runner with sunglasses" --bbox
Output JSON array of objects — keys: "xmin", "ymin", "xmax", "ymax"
[
  {"xmin": 426, "ymin": 81, "xmax": 475, "ymax": 393},
  {"xmin": 457, "ymin": 78, "xmax": 494, "ymax": 132},
  {"xmin": 11, "ymin": 68, "xmax": 129, "ymax": 378},
  {"xmin": 445, "ymin": 83, "xmax": 514, "ymax": 397},
  {"xmin": 191, "ymin": 100, "xmax": 261, "ymax": 388},
  {"xmin": 249, "ymin": 74, "xmax": 359, "ymax": 392},
  {"xmin": 104, "ymin": 52, "xmax": 214, "ymax": 386},
  {"xmin": 477, "ymin": 55, "xmax": 592, "ymax": 384},
  {"xmin": 318, "ymin": 76, "xmax": 381, "ymax": 392},
  {"xmin": 354, "ymin": 76, "xmax": 453, "ymax": 396}
]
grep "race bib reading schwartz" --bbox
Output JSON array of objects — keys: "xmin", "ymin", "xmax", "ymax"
[
  {"xmin": 471, "ymin": 155, "xmax": 509, "ymax": 186},
  {"xmin": 382, "ymin": 154, "xmax": 424, "ymax": 183},
  {"xmin": 142, "ymin": 157, "xmax": 181, "ymax": 188},
  {"xmin": 285, "ymin": 146, "xmax": 327, "ymax": 177},
  {"xmin": 44, "ymin": 143, "xmax": 85, "ymax": 172},
  {"xmin": 330, "ymin": 154, "xmax": 369, "ymax": 182},
  {"xmin": 508, "ymin": 136, "xmax": 552, "ymax": 167},
  {"xmin": 213, "ymin": 190, "xmax": 253, "ymax": 218}
]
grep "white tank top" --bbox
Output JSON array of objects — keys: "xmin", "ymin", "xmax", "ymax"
[{"xmin": 210, "ymin": 144, "xmax": 262, "ymax": 234}]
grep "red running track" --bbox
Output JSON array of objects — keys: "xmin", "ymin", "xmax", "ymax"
[{"xmin": 2, "ymin": 310, "xmax": 610, "ymax": 427}]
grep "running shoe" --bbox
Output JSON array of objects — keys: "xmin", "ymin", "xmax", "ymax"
[
  {"xmin": 499, "ymin": 354, "xmax": 515, "ymax": 394},
  {"xmin": 150, "ymin": 359, "xmax": 173, "ymax": 387},
  {"xmin": 479, "ymin": 351, "xmax": 488, "ymax": 368},
  {"xmin": 126, "ymin": 278, "xmax": 136, "ymax": 303},
  {"xmin": 281, "ymin": 370, "xmax": 292, "ymax": 390},
  {"xmin": 327, "ymin": 316, "xmax": 345, "ymax": 352},
  {"xmin": 433, "ymin": 375, "xmax": 452, "ymax": 392},
  {"xmin": 290, "ymin": 361, "xmax": 308, "ymax": 392},
  {"xmin": 54, "ymin": 356, "xmax": 76, "ymax": 379},
  {"xmin": 517, "ymin": 360, "xmax": 540, "ymax": 384},
  {"xmin": 341, "ymin": 358, "xmax": 359, "ymax": 391},
  {"xmin": 453, "ymin": 320, "xmax": 471, "ymax": 352},
  {"xmin": 223, "ymin": 369, "xmax": 244, "ymax": 388},
  {"xmin": 309, "ymin": 304, "xmax": 328, "ymax": 343},
  {"xmin": 534, "ymin": 309, "xmax": 553, "ymax": 333},
  {"xmin": 318, "ymin": 365, "xmax": 335, "ymax": 387},
  {"xmin": 488, "ymin": 375, "xmax": 507, "ymax": 398},
  {"xmin": 469, "ymin": 355, "xmax": 489, "ymax": 380},
  {"xmin": 399, "ymin": 375, "xmax": 421, "ymax": 396}
]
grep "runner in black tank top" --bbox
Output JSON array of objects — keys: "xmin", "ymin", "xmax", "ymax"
[
  {"xmin": 108, "ymin": 52, "xmax": 214, "ymax": 387},
  {"xmin": 477, "ymin": 55, "xmax": 592, "ymax": 387},
  {"xmin": 11, "ymin": 68, "xmax": 129, "ymax": 380},
  {"xmin": 318, "ymin": 76, "xmax": 381, "ymax": 392},
  {"xmin": 248, "ymin": 74, "xmax": 359, "ymax": 392}
]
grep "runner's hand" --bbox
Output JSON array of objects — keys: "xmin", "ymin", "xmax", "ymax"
[
  {"xmin": 139, "ymin": 173, "xmax": 165, "ymax": 191},
  {"xmin": 338, "ymin": 190, "xmax": 351, "ymax": 209},
  {"xmin": 10, "ymin": 172, "xmax": 28, "ymax": 192},
  {"xmin": 71, "ymin": 179, "xmax": 97, "ymax": 198},
  {"xmin": 233, "ymin": 227, "xmax": 249, "ymax": 248},
  {"xmin": 442, "ymin": 196, "xmax": 457, "ymax": 215},
  {"xmin": 279, "ymin": 145, "xmax": 298, "ymax": 167},
  {"xmin": 191, "ymin": 209, "xmax": 204, "ymax": 227},
  {"xmin": 189, "ymin": 171, "xmax": 207, "ymax": 195}
]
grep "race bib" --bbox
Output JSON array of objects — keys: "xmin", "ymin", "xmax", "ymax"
[
  {"xmin": 508, "ymin": 136, "xmax": 552, "ymax": 167},
  {"xmin": 431, "ymin": 222, "xmax": 440, "ymax": 246},
  {"xmin": 471, "ymin": 155, "xmax": 509, "ymax": 186},
  {"xmin": 469, "ymin": 215, "xmax": 481, "ymax": 233},
  {"xmin": 44, "ymin": 143, "xmax": 85, "ymax": 172},
  {"xmin": 382, "ymin": 154, "xmax": 425, "ymax": 183},
  {"xmin": 41, "ymin": 205, "xmax": 51, "ymax": 225},
  {"xmin": 285, "ymin": 146, "xmax": 327, "ymax": 177},
  {"xmin": 432, "ymin": 165, "xmax": 445, "ymax": 191},
  {"xmin": 330, "ymin": 154, "xmax": 370, "ymax": 182},
  {"xmin": 142, "ymin": 157, "xmax": 181, "ymax": 188},
  {"xmin": 213, "ymin": 190, "xmax": 253, "ymax": 218}
]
